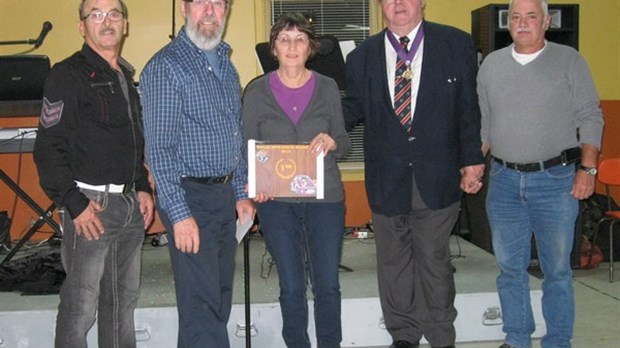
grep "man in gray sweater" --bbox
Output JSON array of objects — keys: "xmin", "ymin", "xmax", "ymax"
[{"xmin": 477, "ymin": 0, "xmax": 604, "ymax": 347}]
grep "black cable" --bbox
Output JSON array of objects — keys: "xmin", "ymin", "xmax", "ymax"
[
  {"xmin": 6, "ymin": 47, "xmax": 37, "ymax": 55},
  {"xmin": 0, "ymin": 130, "xmax": 37, "ymax": 146},
  {"xmin": 450, "ymin": 234, "xmax": 465, "ymax": 260},
  {"xmin": 259, "ymin": 243, "xmax": 275, "ymax": 279}
]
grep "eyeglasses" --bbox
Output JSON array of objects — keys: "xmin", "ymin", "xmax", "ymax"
[
  {"xmin": 183, "ymin": 0, "xmax": 227, "ymax": 8},
  {"xmin": 80, "ymin": 10, "xmax": 124, "ymax": 23},
  {"xmin": 276, "ymin": 35, "xmax": 309, "ymax": 46}
]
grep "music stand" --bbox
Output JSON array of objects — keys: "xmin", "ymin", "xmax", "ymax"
[
  {"xmin": 0, "ymin": 169, "xmax": 61, "ymax": 265},
  {"xmin": 243, "ymin": 232, "xmax": 252, "ymax": 347}
]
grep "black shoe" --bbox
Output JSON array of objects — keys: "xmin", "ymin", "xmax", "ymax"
[
  {"xmin": 498, "ymin": 344, "xmax": 518, "ymax": 348},
  {"xmin": 390, "ymin": 341, "xmax": 419, "ymax": 348}
]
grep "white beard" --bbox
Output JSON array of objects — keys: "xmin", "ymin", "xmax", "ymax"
[{"xmin": 185, "ymin": 15, "xmax": 225, "ymax": 51}]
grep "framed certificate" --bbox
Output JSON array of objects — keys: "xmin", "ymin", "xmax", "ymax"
[{"xmin": 248, "ymin": 140, "xmax": 324, "ymax": 199}]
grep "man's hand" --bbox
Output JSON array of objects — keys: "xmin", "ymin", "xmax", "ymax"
[
  {"xmin": 173, "ymin": 217, "xmax": 200, "ymax": 254},
  {"xmin": 572, "ymin": 170, "xmax": 596, "ymax": 200},
  {"xmin": 73, "ymin": 200, "xmax": 104, "ymax": 240},
  {"xmin": 460, "ymin": 164, "xmax": 485, "ymax": 194},
  {"xmin": 236, "ymin": 199, "xmax": 256, "ymax": 225},
  {"xmin": 572, "ymin": 143, "xmax": 599, "ymax": 200},
  {"xmin": 137, "ymin": 191, "xmax": 155, "ymax": 229}
]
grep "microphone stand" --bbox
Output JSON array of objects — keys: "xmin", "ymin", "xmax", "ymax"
[
  {"xmin": 0, "ymin": 39, "xmax": 38, "ymax": 46},
  {"xmin": 169, "ymin": 0, "xmax": 176, "ymax": 40},
  {"xmin": 1, "ymin": 22, "xmax": 52, "ymax": 48}
]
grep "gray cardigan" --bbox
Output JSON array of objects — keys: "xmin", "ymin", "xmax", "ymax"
[{"xmin": 242, "ymin": 71, "xmax": 351, "ymax": 202}]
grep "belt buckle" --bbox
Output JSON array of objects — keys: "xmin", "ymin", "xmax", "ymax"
[
  {"xmin": 560, "ymin": 150, "xmax": 569, "ymax": 166},
  {"xmin": 513, "ymin": 163, "xmax": 523, "ymax": 172}
]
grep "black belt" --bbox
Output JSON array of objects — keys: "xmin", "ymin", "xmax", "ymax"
[
  {"xmin": 493, "ymin": 147, "xmax": 581, "ymax": 172},
  {"xmin": 181, "ymin": 174, "xmax": 233, "ymax": 184}
]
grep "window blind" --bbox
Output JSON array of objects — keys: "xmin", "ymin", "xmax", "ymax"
[{"xmin": 270, "ymin": 0, "xmax": 370, "ymax": 46}]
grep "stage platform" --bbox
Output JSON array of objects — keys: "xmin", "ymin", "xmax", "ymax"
[{"xmin": 1, "ymin": 234, "xmax": 619, "ymax": 347}]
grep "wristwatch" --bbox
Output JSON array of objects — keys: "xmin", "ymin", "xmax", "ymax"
[{"xmin": 579, "ymin": 165, "xmax": 598, "ymax": 176}]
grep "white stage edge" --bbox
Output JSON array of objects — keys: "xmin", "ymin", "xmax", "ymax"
[{"xmin": 0, "ymin": 291, "xmax": 545, "ymax": 347}]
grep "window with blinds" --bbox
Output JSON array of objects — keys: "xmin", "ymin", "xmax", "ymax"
[
  {"xmin": 269, "ymin": 0, "xmax": 370, "ymax": 163},
  {"xmin": 269, "ymin": 0, "xmax": 370, "ymax": 46}
]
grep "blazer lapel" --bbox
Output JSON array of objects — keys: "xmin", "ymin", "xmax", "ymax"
[
  {"xmin": 412, "ymin": 21, "xmax": 439, "ymax": 129},
  {"xmin": 372, "ymin": 29, "xmax": 393, "ymax": 114}
]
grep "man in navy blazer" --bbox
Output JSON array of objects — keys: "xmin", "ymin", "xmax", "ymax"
[{"xmin": 342, "ymin": 1, "xmax": 485, "ymax": 347}]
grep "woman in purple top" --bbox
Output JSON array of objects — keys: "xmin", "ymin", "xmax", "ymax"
[{"xmin": 242, "ymin": 12, "xmax": 351, "ymax": 348}]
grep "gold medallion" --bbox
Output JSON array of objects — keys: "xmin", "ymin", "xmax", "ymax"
[{"xmin": 401, "ymin": 67, "xmax": 413, "ymax": 80}]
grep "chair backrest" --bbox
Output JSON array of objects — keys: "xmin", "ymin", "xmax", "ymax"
[
  {"xmin": 255, "ymin": 35, "xmax": 347, "ymax": 91},
  {"xmin": 598, "ymin": 158, "xmax": 620, "ymax": 186},
  {"xmin": 598, "ymin": 158, "xmax": 620, "ymax": 213}
]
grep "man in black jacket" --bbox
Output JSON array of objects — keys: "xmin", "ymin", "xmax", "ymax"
[{"xmin": 33, "ymin": 0, "xmax": 153, "ymax": 346}]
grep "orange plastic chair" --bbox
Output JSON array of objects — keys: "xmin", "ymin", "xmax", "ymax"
[{"xmin": 591, "ymin": 158, "xmax": 620, "ymax": 282}]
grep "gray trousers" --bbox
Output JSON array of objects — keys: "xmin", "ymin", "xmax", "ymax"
[
  {"xmin": 372, "ymin": 179, "xmax": 459, "ymax": 347},
  {"xmin": 56, "ymin": 189, "xmax": 144, "ymax": 348}
]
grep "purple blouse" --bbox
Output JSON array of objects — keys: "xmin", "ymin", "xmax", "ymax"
[{"xmin": 269, "ymin": 71, "xmax": 316, "ymax": 124}]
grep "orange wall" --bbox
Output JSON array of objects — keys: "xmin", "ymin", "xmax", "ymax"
[
  {"xmin": 599, "ymin": 100, "xmax": 620, "ymax": 204},
  {"xmin": 343, "ymin": 181, "xmax": 371, "ymax": 227}
]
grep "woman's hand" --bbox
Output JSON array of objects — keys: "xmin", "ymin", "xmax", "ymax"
[
  {"xmin": 310, "ymin": 132, "xmax": 336, "ymax": 155},
  {"xmin": 245, "ymin": 184, "xmax": 273, "ymax": 203},
  {"xmin": 252, "ymin": 192, "xmax": 273, "ymax": 203}
]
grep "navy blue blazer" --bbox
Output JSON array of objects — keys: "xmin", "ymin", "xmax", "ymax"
[{"xmin": 342, "ymin": 21, "xmax": 484, "ymax": 216}]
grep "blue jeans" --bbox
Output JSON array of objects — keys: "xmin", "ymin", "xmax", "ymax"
[
  {"xmin": 159, "ymin": 178, "xmax": 237, "ymax": 348},
  {"xmin": 257, "ymin": 200, "xmax": 344, "ymax": 348},
  {"xmin": 55, "ymin": 189, "xmax": 144, "ymax": 348},
  {"xmin": 487, "ymin": 161, "xmax": 578, "ymax": 348}
]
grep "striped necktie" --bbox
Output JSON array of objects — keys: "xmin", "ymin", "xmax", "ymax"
[{"xmin": 394, "ymin": 36, "xmax": 412, "ymax": 133}]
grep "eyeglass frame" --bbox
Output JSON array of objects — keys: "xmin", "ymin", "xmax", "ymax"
[
  {"xmin": 275, "ymin": 34, "xmax": 310, "ymax": 46},
  {"xmin": 80, "ymin": 10, "xmax": 125, "ymax": 23}
]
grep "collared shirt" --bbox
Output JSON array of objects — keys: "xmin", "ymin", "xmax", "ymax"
[
  {"xmin": 140, "ymin": 28, "xmax": 247, "ymax": 224},
  {"xmin": 384, "ymin": 21, "xmax": 424, "ymax": 113}
]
